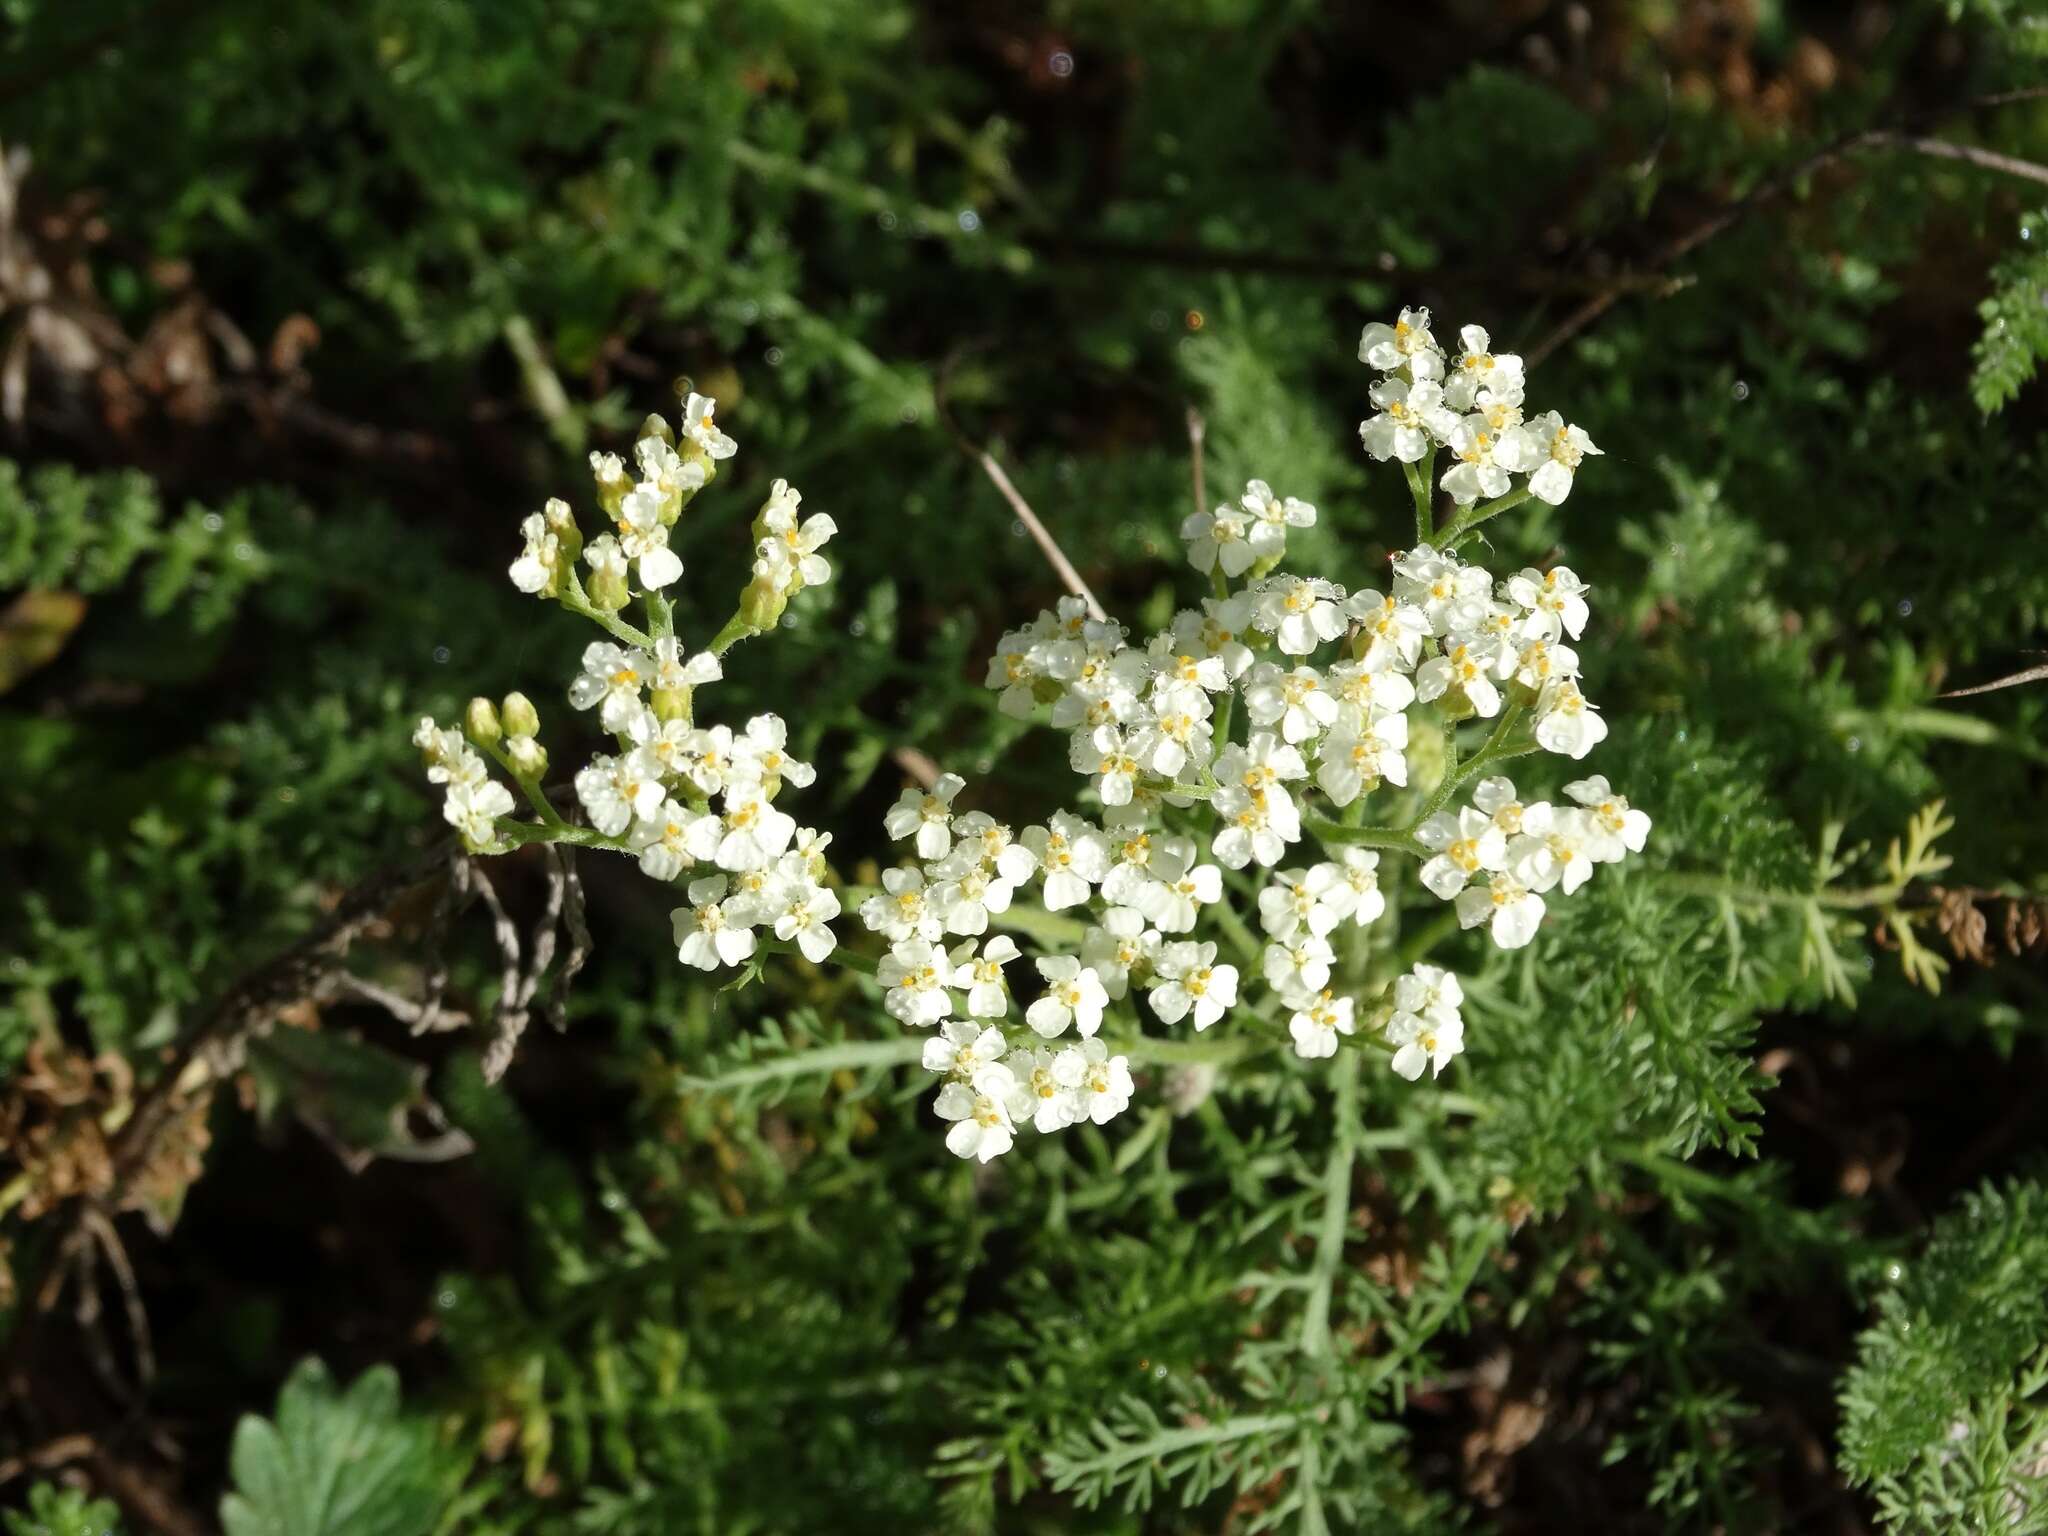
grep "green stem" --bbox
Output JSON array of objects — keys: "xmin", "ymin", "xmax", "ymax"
[
  {"xmin": 1299, "ymin": 818, "xmax": 1426, "ymax": 856},
  {"xmin": 708, "ymin": 609, "xmax": 757, "ymax": 655},
  {"xmin": 1657, "ymin": 870, "xmax": 1905, "ymax": 912},
  {"xmin": 560, "ymin": 590, "xmax": 656, "ymax": 649},
  {"xmin": 1439, "ymin": 486, "xmax": 1532, "ymax": 548},
  {"xmin": 1403, "ymin": 455, "xmax": 1436, "ymax": 546},
  {"xmin": 493, "ymin": 818, "xmax": 623, "ymax": 851},
  {"xmin": 1298, "ymin": 1049, "xmax": 1360, "ymax": 1360}
]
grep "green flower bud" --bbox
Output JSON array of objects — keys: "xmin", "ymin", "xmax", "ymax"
[
  {"xmin": 638, "ymin": 412, "xmax": 674, "ymax": 448},
  {"xmin": 543, "ymin": 497, "xmax": 582, "ymax": 568},
  {"xmin": 589, "ymin": 452, "xmax": 631, "ymax": 519},
  {"xmin": 739, "ymin": 573, "xmax": 787, "ymax": 633},
  {"xmin": 650, "ymin": 685, "xmax": 694, "ymax": 724},
  {"xmin": 465, "ymin": 696, "xmax": 502, "ymax": 747},
  {"xmin": 500, "ymin": 691, "xmax": 540, "ymax": 738},
  {"xmin": 506, "ymin": 735, "xmax": 548, "ymax": 779}
]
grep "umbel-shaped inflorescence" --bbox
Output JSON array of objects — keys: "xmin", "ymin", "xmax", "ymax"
[
  {"xmin": 414, "ymin": 313, "xmax": 1651, "ymax": 1166},
  {"xmin": 413, "ymin": 392, "xmax": 845, "ymax": 983}
]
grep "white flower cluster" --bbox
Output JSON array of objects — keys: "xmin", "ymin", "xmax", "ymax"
[
  {"xmin": 1417, "ymin": 773, "xmax": 1652, "ymax": 949},
  {"xmin": 872, "ymin": 308, "xmax": 1651, "ymax": 1162},
  {"xmin": 1358, "ymin": 308, "xmax": 1601, "ymax": 506},
  {"xmin": 416, "ymin": 395, "xmax": 844, "ymax": 982}
]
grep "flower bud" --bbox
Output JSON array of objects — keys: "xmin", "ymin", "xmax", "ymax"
[
  {"xmin": 739, "ymin": 573, "xmax": 787, "ymax": 633},
  {"xmin": 543, "ymin": 497, "xmax": 582, "ymax": 567},
  {"xmin": 584, "ymin": 535, "xmax": 631, "ymax": 613},
  {"xmin": 500, "ymin": 691, "xmax": 540, "ymax": 738},
  {"xmin": 588, "ymin": 452, "xmax": 631, "ymax": 519},
  {"xmin": 464, "ymin": 696, "xmax": 502, "ymax": 747},
  {"xmin": 506, "ymin": 734, "xmax": 548, "ymax": 779},
  {"xmin": 638, "ymin": 412, "xmax": 674, "ymax": 448},
  {"xmin": 650, "ymin": 685, "xmax": 694, "ymax": 724}
]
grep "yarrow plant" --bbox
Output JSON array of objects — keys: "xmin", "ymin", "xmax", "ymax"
[{"xmin": 417, "ymin": 311, "xmax": 1649, "ymax": 1163}]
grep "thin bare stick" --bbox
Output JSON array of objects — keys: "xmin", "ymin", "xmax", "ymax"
[
  {"xmin": 1939, "ymin": 658, "xmax": 2048, "ymax": 699},
  {"xmin": 1187, "ymin": 407, "xmax": 1208, "ymax": 525},
  {"xmin": 1528, "ymin": 123, "xmax": 2048, "ymax": 368},
  {"xmin": 975, "ymin": 448, "xmax": 1107, "ymax": 622},
  {"xmin": 1854, "ymin": 130, "xmax": 2048, "ymax": 190},
  {"xmin": 0, "ymin": 1434, "xmax": 97, "ymax": 1487}
]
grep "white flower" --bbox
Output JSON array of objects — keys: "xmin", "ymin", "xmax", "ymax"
[
  {"xmin": 1343, "ymin": 590, "xmax": 1431, "ymax": 672},
  {"xmin": 1239, "ymin": 478, "xmax": 1316, "ymax": 564},
  {"xmin": 929, "ymin": 855, "xmax": 1019, "ymax": 936},
  {"xmin": 1506, "ymin": 564, "xmax": 1591, "ymax": 643},
  {"xmin": 936, "ymin": 1065, "xmax": 1023, "ymax": 1162},
  {"xmin": 1392, "ymin": 546, "xmax": 1490, "ymax": 637},
  {"xmin": 1387, "ymin": 1007, "xmax": 1465, "ymax": 1081},
  {"xmin": 1254, "ymin": 577, "xmax": 1347, "ymax": 656},
  {"xmin": 1511, "ymin": 636, "xmax": 1580, "ymax": 692},
  {"xmin": 755, "ymin": 478, "xmax": 836, "ymax": 591},
  {"xmin": 1442, "ymin": 325, "xmax": 1527, "ymax": 411},
  {"xmin": 1534, "ymin": 678, "xmax": 1608, "ymax": 759},
  {"xmin": 1083, "ymin": 906, "xmax": 1160, "ymax": 999},
  {"xmin": 1257, "ymin": 864, "xmax": 1351, "ymax": 940},
  {"xmin": 1359, "ymin": 376, "xmax": 1455, "ymax": 463},
  {"xmin": 568, "ymin": 641, "xmax": 655, "ymax": 733},
  {"xmin": 1507, "ymin": 804, "xmax": 1593, "ymax": 895},
  {"xmin": 1565, "ymin": 775, "xmax": 1652, "ymax": 861},
  {"xmin": 858, "ymin": 865, "xmax": 943, "ymax": 943},
  {"xmin": 884, "ymin": 772, "xmax": 966, "ymax": 860},
  {"xmin": 1137, "ymin": 860, "xmax": 1221, "ymax": 933},
  {"xmin": 1441, "ymin": 415, "xmax": 1539, "ymax": 506},
  {"xmin": 1016, "ymin": 1047, "xmax": 1082, "ymax": 1132},
  {"xmin": 1415, "ymin": 640, "xmax": 1503, "ymax": 718},
  {"xmin": 630, "ymin": 798, "xmax": 710, "ymax": 882},
  {"xmin": 1359, "ymin": 307, "xmax": 1444, "ymax": 378},
  {"xmin": 1455, "ymin": 874, "xmax": 1546, "ymax": 949},
  {"xmin": 575, "ymin": 753, "xmax": 664, "ymax": 836},
  {"xmin": 729, "ymin": 714, "xmax": 813, "ymax": 795},
  {"xmin": 1327, "ymin": 659, "xmax": 1416, "ymax": 730},
  {"xmin": 879, "ymin": 939, "xmax": 955, "ymax": 1027},
  {"xmin": 1148, "ymin": 940, "xmax": 1238, "ymax": 1030},
  {"xmin": 922, "ymin": 1019, "xmax": 1008, "ymax": 1078},
  {"xmin": 1416, "ymin": 807, "xmax": 1509, "ymax": 899},
  {"xmin": 1523, "ymin": 411, "xmax": 1601, "ymax": 505},
  {"xmin": 950, "ymin": 935, "xmax": 1022, "ymax": 1017},
  {"xmin": 1181, "ymin": 502, "xmax": 1257, "ymax": 577},
  {"xmin": 443, "ymin": 778, "xmax": 514, "ymax": 848},
  {"xmin": 509, "ymin": 505, "xmax": 564, "ymax": 594},
  {"xmin": 1316, "ymin": 718, "xmax": 1409, "ymax": 805},
  {"xmin": 1471, "ymin": 776, "xmax": 1531, "ymax": 836},
  {"xmin": 1243, "ymin": 662, "xmax": 1340, "ymax": 745},
  {"xmin": 1288, "ymin": 990, "xmax": 1356, "ymax": 1060},
  {"xmin": 618, "ymin": 486, "xmax": 683, "ymax": 590},
  {"xmin": 1072, "ymin": 722, "xmax": 1142, "ymax": 806},
  {"xmin": 1054, "ymin": 1038, "xmax": 1134, "ymax": 1125},
  {"xmin": 673, "ymin": 876, "xmax": 759, "ymax": 970},
  {"xmin": 772, "ymin": 881, "xmax": 842, "ymax": 963},
  {"xmin": 582, "ymin": 534, "xmax": 630, "ymax": 606},
  {"xmin": 1336, "ymin": 849, "xmax": 1386, "ymax": 926},
  {"xmin": 1211, "ymin": 783, "xmax": 1301, "ymax": 869},
  {"xmin": 1025, "ymin": 956, "xmax": 1109, "ymax": 1039},
  {"xmin": 714, "ymin": 784, "xmax": 796, "ymax": 871},
  {"xmin": 1263, "ymin": 934, "xmax": 1334, "ymax": 997},
  {"xmin": 1387, "ymin": 963, "xmax": 1465, "ymax": 1080},
  {"xmin": 947, "ymin": 812, "xmax": 1040, "ymax": 888},
  {"xmin": 680, "ymin": 392, "xmax": 738, "ymax": 460},
  {"xmin": 1129, "ymin": 705, "xmax": 1211, "ymax": 781},
  {"xmin": 1022, "ymin": 813, "xmax": 1111, "ymax": 910}
]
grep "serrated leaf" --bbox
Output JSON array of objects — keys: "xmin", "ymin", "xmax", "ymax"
[{"xmin": 221, "ymin": 1359, "xmax": 459, "ymax": 1536}]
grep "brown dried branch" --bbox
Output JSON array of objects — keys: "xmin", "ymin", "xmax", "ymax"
[
  {"xmin": 1937, "ymin": 657, "xmax": 2048, "ymax": 699},
  {"xmin": 972, "ymin": 447, "xmax": 1108, "ymax": 623}
]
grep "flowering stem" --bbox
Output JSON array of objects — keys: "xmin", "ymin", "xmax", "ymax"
[
  {"xmin": 493, "ymin": 818, "xmax": 621, "ymax": 851},
  {"xmin": 1299, "ymin": 817, "xmax": 1426, "ymax": 856},
  {"xmin": 1298, "ymin": 1047, "xmax": 1360, "ymax": 1360},
  {"xmin": 559, "ymin": 588, "xmax": 655, "ymax": 649},
  {"xmin": 1403, "ymin": 457, "xmax": 1434, "ymax": 545},
  {"xmin": 1438, "ymin": 486, "xmax": 1532, "ymax": 548},
  {"xmin": 646, "ymin": 591, "xmax": 675, "ymax": 642},
  {"xmin": 707, "ymin": 610, "xmax": 757, "ymax": 655},
  {"xmin": 1657, "ymin": 870, "xmax": 1908, "ymax": 912}
]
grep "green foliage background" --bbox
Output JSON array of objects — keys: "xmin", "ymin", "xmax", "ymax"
[{"xmin": 2, "ymin": 1, "xmax": 2046, "ymax": 1532}]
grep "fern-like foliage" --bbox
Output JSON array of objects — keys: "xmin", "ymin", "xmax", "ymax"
[{"xmin": 1841, "ymin": 1179, "xmax": 2048, "ymax": 1534}]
